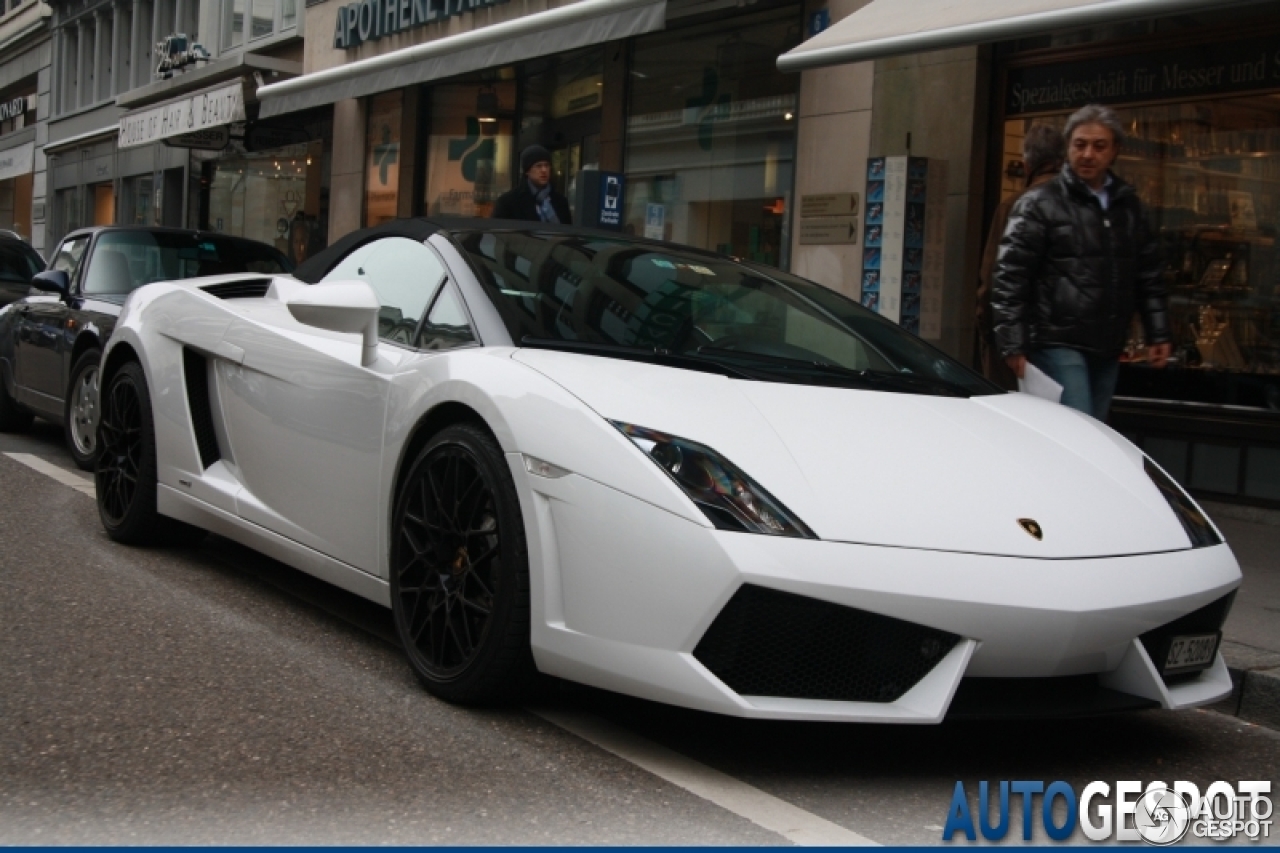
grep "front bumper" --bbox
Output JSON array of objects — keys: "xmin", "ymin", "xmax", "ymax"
[{"xmin": 515, "ymin": 466, "xmax": 1241, "ymax": 723}]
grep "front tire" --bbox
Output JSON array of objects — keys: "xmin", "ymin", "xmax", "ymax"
[
  {"xmin": 96, "ymin": 361, "xmax": 203, "ymax": 546},
  {"xmin": 390, "ymin": 423, "xmax": 537, "ymax": 704},
  {"xmin": 65, "ymin": 347, "xmax": 101, "ymax": 470}
]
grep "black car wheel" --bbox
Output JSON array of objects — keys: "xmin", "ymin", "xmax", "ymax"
[
  {"xmin": 96, "ymin": 360, "xmax": 203, "ymax": 546},
  {"xmin": 390, "ymin": 423, "xmax": 537, "ymax": 704},
  {"xmin": 0, "ymin": 367, "xmax": 33, "ymax": 432},
  {"xmin": 65, "ymin": 347, "xmax": 101, "ymax": 470}
]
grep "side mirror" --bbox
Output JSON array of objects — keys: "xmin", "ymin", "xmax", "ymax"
[
  {"xmin": 32, "ymin": 269, "xmax": 70, "ymax": 299},
  {"xmin": 285, "ymin": 280, "xmax": 380, "ymax": 367}
]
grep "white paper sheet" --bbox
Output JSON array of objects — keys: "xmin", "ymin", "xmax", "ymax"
[{"xmin": 1018, "ymin": 362, "xmax": 1063, "ymax": 403}]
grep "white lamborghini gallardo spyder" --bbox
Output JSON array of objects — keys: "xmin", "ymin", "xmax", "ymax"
[{"xmin": 93, "ymin": 219, "xmax": 1240, "ymax": 722}]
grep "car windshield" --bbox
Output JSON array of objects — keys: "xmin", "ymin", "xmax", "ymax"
[
  {"xmin": 83, "ymin": 231, "xmax": 293, "ymax": 295},
  {"xmin": 0, "ymin": 243, "xmax": 41, "ymax": 283},
  {"xmin": 451, "ymin": 230, "xmax": 998, "ymax": 396}
]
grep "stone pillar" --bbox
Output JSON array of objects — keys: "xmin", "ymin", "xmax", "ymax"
[
  {"xmin": 151, "ymin": 0, "xmax": 163, "ymax": 81},
  {"xmin": 329, "ymin": 99, "xmax": 367, "ymax": 244},
  {"xmin": 55, "ymin": 27, "xmax": 68, "ymax": 115},
  {"xmin": 76, "ymin": 18, "xmax": 88, "ymax": 109},
  {"xmin": 789, "ymin": 0, "xmax": 875, "ymax": 303},
  {"xmin": 175, "ymin": 0, "xmax": 187, "ymax": 37},
  {"xmin": 93, "ymin": 10, "xmax": 106, "ymax": 104},
  {"xmin": 130, "ymin": 0, "xmax": 144, "ymax": 88},
  {"xmin": 111, "ymin": 0, "xmax": 126, "ymax": 96},
  {"xmin": 867, "ymin": 46, "xmax": 989, "ymax": 361}
]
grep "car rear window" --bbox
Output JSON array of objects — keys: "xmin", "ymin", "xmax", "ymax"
[{"xmin": 83, "ymin": 231, "xmax": 293, "ymax": 295}]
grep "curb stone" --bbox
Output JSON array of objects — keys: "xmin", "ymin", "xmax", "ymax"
[
  {"xmin": 1211, "ymin": 642, "xmax": 1280, "ymax": 730},
  {"xmin": 1236, "ymin": 666, "xmax": 1280, "ymax": 730}
]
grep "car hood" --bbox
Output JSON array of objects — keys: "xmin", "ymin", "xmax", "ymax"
[{"xmin": 512, "ymin": 349, "xmax": 1196, "ymax": 559}]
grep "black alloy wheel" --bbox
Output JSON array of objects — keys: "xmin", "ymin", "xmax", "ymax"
[
  {"xmin": 96, "ymin": 360, "xmax": 202, "ymax": 546},
  {"xmin": 390, "ymin": 423, "xmax": 537, "ymax": 703}
]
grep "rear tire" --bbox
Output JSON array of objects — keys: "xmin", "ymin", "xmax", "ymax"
[
  {"xmin": 96, "ymin": 360, "xmax": 204, "ymax": 546},
  {"xmin": 65, "ymin": 347, "xmax": 101, "ymax": 471},
  {"xmin": 0, "ymin": 366, "xmax": 33, "ymax": 432},
  {"xmin": 390, "ymin": 423, "xmax": 537, "ymax": 704}
]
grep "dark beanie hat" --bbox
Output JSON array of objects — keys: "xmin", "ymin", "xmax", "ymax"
[{"xmin": 520, "ymin": 144, "xmax": 551, "ymax": 174}]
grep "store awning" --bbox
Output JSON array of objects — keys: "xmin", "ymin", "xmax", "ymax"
[
  {"xmin": 118, "ymin": 80, "xmax": 246, "ymax": 149},
  {"xmin": 257, "ymin": 0, "xmax": 666, "ymax": 118},
  {"xmin": 777, "ymin": 0, "xmax": 1258, "ymax": 72}
]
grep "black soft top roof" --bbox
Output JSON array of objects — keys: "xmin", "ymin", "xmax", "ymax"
[
  {"xmin": 293, "ymin": 218, "xmax": 445, "ymax": 283},
  {"xmin": 293, "ymin": 217, "xmax": 728, "ymax": 284}
]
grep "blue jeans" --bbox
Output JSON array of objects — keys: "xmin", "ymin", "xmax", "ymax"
[{"xmin": 1027, "ymin": 347, "xmax": 1120, "ymax": 420}]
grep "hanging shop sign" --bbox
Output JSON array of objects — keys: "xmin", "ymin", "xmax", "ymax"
[
  {"xmin": 118, "ymin": 81, "xmax": 245, "ymax": 149},
  {"xmin": 1007, "ymin": 34, "xmax": 1280, "ymax": 116},
  {"xmin": 333, "ymin": 0, "xmax": 512, "ymax": 49},
  {"xmin": 0, "ymin": 141, "xmax": 34, "ymax": 182},
  {"xmin": 164, "ymin": 126, "xmax": 231, "ymax": 150}
]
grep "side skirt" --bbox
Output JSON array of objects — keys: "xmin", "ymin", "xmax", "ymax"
[{"xmin": 158, "ymin": 484, "xmax": 391, "ymax": 607}]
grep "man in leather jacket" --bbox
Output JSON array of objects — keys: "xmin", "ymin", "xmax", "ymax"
[{"xmin": 992, "ymin": 104, "xmax": 1171, "ymax": 420}]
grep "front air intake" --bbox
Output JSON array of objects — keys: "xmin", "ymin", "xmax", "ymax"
[
  {"xmin": 183, "ymin": 348, "xmax": 222, "ymax": 470},
  {"xmin": 1139, "ymin": 591, "xmax": 1236, "ymax": 682},
  {"xmin": 693, "ymin": 585, "xmax": 960, "ymax": 703}
]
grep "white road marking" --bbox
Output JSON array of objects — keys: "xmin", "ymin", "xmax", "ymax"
[
  {"xmin": 4, "ymin": 453, "xmax": 96, "ymax": 498},
  {"xmin": 532, "ymin": 707, "xmax": 879, "ymax": 846}
]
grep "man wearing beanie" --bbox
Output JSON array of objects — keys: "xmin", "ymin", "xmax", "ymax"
[{"xmin": 492, "ymin": 144, "xmax": 573, "ymax": 224}]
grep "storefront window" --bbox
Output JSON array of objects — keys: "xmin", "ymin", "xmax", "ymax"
[
  {"xmin": 424, "ymin": 82, "xmax": 515, "ymax": 218},
  {"xmin": 366, "ymin": 91, "xmax": 402, "ymax": 227},
  {"xmin": 56, "ymin": 186, "xmax": 84, "ymax": 234},
  {"xmin": 624, "ymin": 6, "xmax": 801, "ymax": 266},
  {"xmin": 92, "ymin": 182, "xmax": 114, "ymax": 226},
  {"xmin": 1002, "ymin": 98, "xmax": 1280, "ymax": 412},
  {"xmin": 200, "ymin": 110, "xmax": 331, "ymax": 265},
  {"xmin": 519, "ymin": 48, "xmax": 604, "ymax": 221},
  {"xmin": 0, "ymin": 172, "xmax": 32, "ymax": 239},
  {"xmin": 120, "ymin": 175, "xmax": 153, "ymax": 226}
]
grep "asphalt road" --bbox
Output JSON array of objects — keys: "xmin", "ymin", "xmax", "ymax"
[{"xmin": 2, "ymin": 420, "xmax": 1277, "ymax": 846}]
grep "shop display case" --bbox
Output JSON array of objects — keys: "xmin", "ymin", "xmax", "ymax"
[{"xmin": 1003, "ymin": 100, "xmax": 1280, "ymax": 412}]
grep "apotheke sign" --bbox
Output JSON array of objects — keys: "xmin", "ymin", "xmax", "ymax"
[
  {"xmin": 334, "ymin": 0, "xmax": 512, "ymax": 49},
  {"xmin": 118, "ymin": 81, "xmax": 245, "ymax": 149}
]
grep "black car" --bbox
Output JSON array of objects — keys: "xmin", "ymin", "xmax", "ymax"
[
  {"xmin": 0, "ymin": 234, "xmax": 45, "ymax": 309},
  {"xmin": 0, "ymin": 227, "xmax": 292, "ymax": 469}
]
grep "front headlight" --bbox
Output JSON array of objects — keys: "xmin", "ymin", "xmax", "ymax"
[
  {"xmin": 1145, "ymin": 458, "xmax": 1221, "ymax": 548},
  {"xmin": 612, "ymin": 422, "xmax": 815, "ymax": 538}
]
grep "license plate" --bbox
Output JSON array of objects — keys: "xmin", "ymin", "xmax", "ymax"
[{"xmin": 1164, "ymin": 633, "xmax": 1219, "ymax": 675}]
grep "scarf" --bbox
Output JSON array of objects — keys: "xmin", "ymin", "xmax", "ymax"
[{"xmin": 531, "ymin": 181, "xmax": 560, "ymax": 224}]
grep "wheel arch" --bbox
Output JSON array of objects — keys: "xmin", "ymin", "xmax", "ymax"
[
  {"xmin": 100, "ymin": 341, "xmax": 141, "ymax": 391},
  {"xmin": 390, "ymin": 400, "xmax": 500, "ymax": 515},
  {"xmin": 70, "ymin": 330, "xmax": 101, "ymax": 362}
]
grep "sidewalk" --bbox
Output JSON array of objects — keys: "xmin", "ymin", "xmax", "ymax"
[{"xmin": 1204, "ymin": 502, "xmax": 1280, "ymax": 730}]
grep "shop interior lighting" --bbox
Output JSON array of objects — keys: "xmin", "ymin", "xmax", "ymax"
[{"xmin": 476, "ymin": 86, "xmax": 499, "ymax": 121}]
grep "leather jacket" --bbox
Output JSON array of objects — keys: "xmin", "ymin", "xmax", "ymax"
[{"xmin": 992, "ymin": 167, "xmax": 1169, "ymax": 358}]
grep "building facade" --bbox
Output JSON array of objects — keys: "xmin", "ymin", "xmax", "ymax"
[
  {"xmin": 44, "ymin": 0, "xmax": 320, "ymax": 262},
  {"xmin": 0, "ymin": 0, "xmax": 52, "ymax": 255}
]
